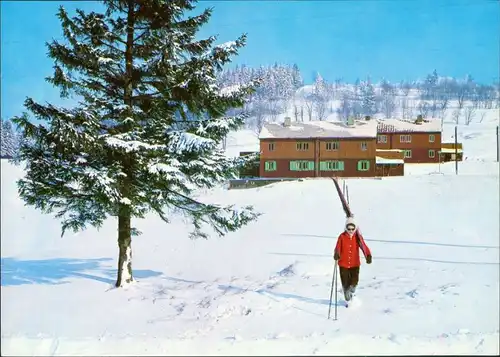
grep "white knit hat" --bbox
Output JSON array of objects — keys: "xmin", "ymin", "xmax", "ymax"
[{"xmin": 345, "ymin": 216, "xmax": 356, "ymax": 229}]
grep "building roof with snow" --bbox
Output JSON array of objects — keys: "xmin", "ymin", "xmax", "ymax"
[
  {"xmin": 376, "ymin": 118, "xmax": 442, "ymax": 133},
  {"xmin": 376, "ymin": 156, "xmax": 405, "ymax": 165},
  {"xmin": 259, "ymin": 119, "xmax": 378, "ymax": 140}
]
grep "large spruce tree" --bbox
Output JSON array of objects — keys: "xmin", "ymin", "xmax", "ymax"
[{"xmin": 12, "ymin": 0, "xmax": 259, "ymax": 287}]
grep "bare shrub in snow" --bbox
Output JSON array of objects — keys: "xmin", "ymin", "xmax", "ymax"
[
  {"xmin": 452, "ymin": 108, "xmax": 462, "ymax": 124},
  {"xmin": 464, "ymin": 106, "xmax": 476, "ymax": 125},
  {"xmin": 417, "ymin": 101, "xmax": 431, "ymax": 118},
  {"xmin": 304, "ymin": 96, "xmax": 314, "ymax": 121}
]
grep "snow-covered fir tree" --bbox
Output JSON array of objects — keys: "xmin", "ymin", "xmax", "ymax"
[
  {"xmin": 379, "ymin": 79, "xmax": 396, "ymax": 118},
  {"xmin": 312, "ymin": 73, "xmax": 328, "ymax": 120},
  {"xmin": 360, "ymin": 79, "xmax": 376, "ymax": 116},
  {"xmin": 12, "ymin": 0, "xmax": 260, "ymax": 288},
  {"xmin": 291, "ymin": 63, "xmax": 303, "ymax": 89},
  {"xmin": 1, "ymin": 119, "xmax": 18, "ymax": 158},
  {"xmin": 421, "ymin": 69, "xmax": 439, "ymax": 100}
]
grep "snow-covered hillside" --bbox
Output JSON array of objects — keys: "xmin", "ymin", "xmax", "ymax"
[{"xmin": 1, "ymin": 113, "xmax": 499, "ymax": 355}]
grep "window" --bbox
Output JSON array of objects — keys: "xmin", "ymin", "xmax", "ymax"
[
  {"xmin": 429, "ymin": 134, "xmax": 435, "ymax": 143},
  {"xmin": 428, "ymin": 150, "xmax": 435, "ymax": 158},
  {"xmin": 360, "ymin": 142, "xmax": 368, "ymax": 151},
  {"xmin": 264, "ymin": 161, "xmax": 277, "ymax": 171},
  {"xmin": 377, "ymin": 135, "xmax": 387, "ymax": 143},
  {"xmin": 400, "ymin": 135, "xmax": 412, "ymax": 143},
  {"xmin": 296, "ymin": 142, "xmax": 309, "ymax": 151},
  {"xmin": 325, "ymin": 141, "xmax": 339, "ymax": 151},
  {"xmin": 403, "ymin": 150, "xmax": 412, "ymax": 158},
  {"xmin": 290, "ymin": 160, "xmax": 314, "ymax": 171},
  {"xmin": 268, "ymin": 142, "xmax": 276, "ymax": 151},
  {"xmin": 357, "ymin": 160, "xmax": 370, "ymax": 171},
  {"xmin": 320, "ymin": 161, "xmax": 344, "ymax": 171}
]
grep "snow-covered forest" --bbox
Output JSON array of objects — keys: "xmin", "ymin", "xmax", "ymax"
[
  {"xmin": 217, "ymin": 65, "xmax": 499, "ymax": 133},
  {"xmin": 2, "ymin": 66, "xmax": 499, "ymax": 158},
  {"xmin": 0, "ymin": 119, "xmax": 23, "ymax": 159}
]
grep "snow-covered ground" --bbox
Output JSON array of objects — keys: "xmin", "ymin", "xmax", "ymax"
[{"xmin": 1, "ymin": 101, "xmax": 499, "ymax": 355}]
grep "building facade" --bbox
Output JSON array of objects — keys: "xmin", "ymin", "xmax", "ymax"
[
  {"xmin": 257, "ymin": 117, "xmax": 461, "ymax": 179},
  {"xmin": 259, "ymin": 118, "xmax": 380, "ymax": 178},
  {"xmin": 376, "ymin": 119, "xmax": 442, "ymax": 163}
]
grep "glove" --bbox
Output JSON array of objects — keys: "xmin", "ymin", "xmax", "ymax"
[
  {"xmin": 334, "ymin": 252, "xmax": 340, "ymax": 261},
  {"xmin": 366, "ymin": 255, "xmax": 372, "ymax": 264}
]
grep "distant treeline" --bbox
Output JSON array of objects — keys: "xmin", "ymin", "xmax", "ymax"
[{"xmin": 217, "ymin": 65, "xmax": 499, "ymax": 132}]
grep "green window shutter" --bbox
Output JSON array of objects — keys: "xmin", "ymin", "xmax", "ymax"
[
  {"xmin": 290, "ymin": 161, "xmax": 296, "ymax": 171},
  {"xmin": 357, "ymin": 160, "xmax": 370, "ymax": 171},
  {"xmin": 265, "ymin": 161, "xmax": 275, "ymax": 171},
  {"xmin": 308, "ymin": 161, "xmax": 314, "ymax": 170},
  {"xmin": 339, "ymin": 161, "xmax": 345, "ymax": 171},
  {"xmin": 319, "ymin": 161, "xmax": 327, "ymax": 171}
]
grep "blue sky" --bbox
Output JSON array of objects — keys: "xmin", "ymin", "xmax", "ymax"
[{"xmin": 1, "ymin": 0, "xmax": 499, "ymax": 120}]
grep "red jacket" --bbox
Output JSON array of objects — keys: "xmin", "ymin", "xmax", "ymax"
[{"xmin": 334, "ymin": 231, "xmax": 371, "ymax": 268}]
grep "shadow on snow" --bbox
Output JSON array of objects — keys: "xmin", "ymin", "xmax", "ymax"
[
  {"xmin": 269, "ymin": 252, "xmax": 500, "ymax": 266},
  {"xmin": 281, "ymin": 233, "xmax": 500, "ymax": 250},
  {"xmin": 0, "ymin": 257, "xmax": 162, "ymax": 286},
  {"xmin": 216, "ymin": 283, "xmax": 345, "ymax": 311}
]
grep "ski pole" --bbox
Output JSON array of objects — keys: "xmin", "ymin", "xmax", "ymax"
[
  {"xmin": 327, "ymin": 260, "xmax": 337, "ymax": 319},
  {"xmin": 334, "ymin": 260, "xmax": 338, "ymax": 320}
]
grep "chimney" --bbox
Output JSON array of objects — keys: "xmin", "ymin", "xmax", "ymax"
[
  {"xmin": 347, "ymin": 117, "xmax": 355, "ymax": 126},
  {"xmin": 415, "ymin": 114, "xmax": 423, "ymax": 124},
  {"xmin": 283, "ymin": 117, "xmax": 291, "ymax": 127},
  {"xmin": 365, "ymin": 115, "xmax": 371, "ymax": 121}
]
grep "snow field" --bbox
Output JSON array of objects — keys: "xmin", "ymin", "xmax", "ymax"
[
  {"xmin": 1, "ymin": 101, "xmax": 499, "ymax": 355},
  {"xmin": 1, "ymin": 158, "xmax": 499, "ymax": 354}
]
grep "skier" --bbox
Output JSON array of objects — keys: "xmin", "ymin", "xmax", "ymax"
[{"xmin": 333, "ymin": 216, "xmax": 372, "ymax": 302}]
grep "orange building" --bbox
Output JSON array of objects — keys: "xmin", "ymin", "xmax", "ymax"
[
  {"xmin": 257, "ymin": 116, "xmax": 462, "ymax": 179},
  {"xmin": 376, "ymin": 118, "xmax": 442, "ymax": 163},
  {"xmin": 258, "ymin": 117, "xmax": 402, "ymax": 178}
]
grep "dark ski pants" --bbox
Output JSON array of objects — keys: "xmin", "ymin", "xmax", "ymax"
[{"xmin": 339, "ymin": 266, "xmax": 360, "ymax": 293}]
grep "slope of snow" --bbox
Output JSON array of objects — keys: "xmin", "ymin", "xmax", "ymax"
[
  {"xmin": 2, "ymin": 104, "xmax": 500, "ymax": 355},
  {"xmin": 2, "ymin": 147, "xmax": 499, "ymax": 355}
]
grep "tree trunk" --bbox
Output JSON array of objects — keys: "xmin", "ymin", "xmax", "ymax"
[
  {"xmin": 115, "ymin": 0, "xmax": 135, "ymax": 288},
  {"xmin": 115, "ymin": 212, "xmax": 133, "ymax": 287}
]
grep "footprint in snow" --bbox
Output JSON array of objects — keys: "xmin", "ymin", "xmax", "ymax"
[
  {"xmin": 198, "ymin": 297, "xmax": 211, "ymax": 308},
  {"xmin": 406, "ymin": 289, "xmax": 418, "ymax": 298},
  {"xmin": 277, "ymin": 263, "xmax": 296, "ymax": 277}
]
